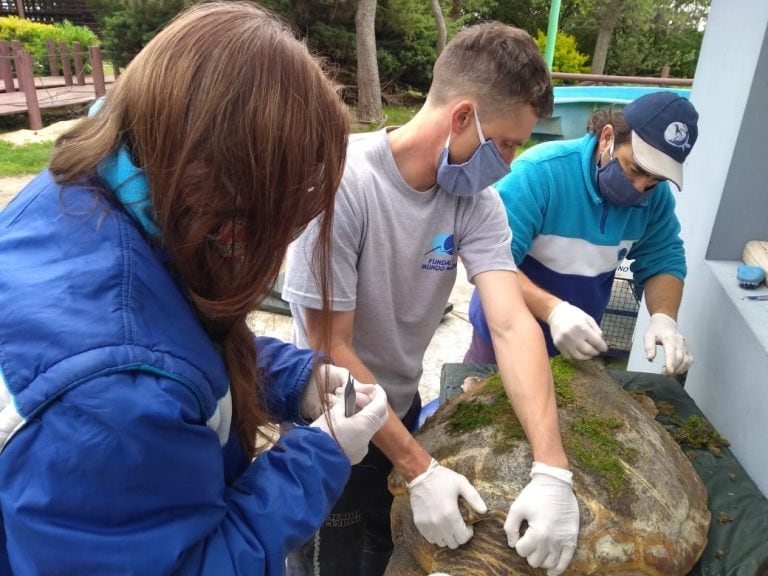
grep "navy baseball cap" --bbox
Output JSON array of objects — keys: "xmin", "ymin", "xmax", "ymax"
[{"xmin": 623, "ymin": 91, "xmax": 699, "ymax": 190}]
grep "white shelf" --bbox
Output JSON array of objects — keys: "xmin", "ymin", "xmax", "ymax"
[{"xmin": 706, "ymin": 260, "xmax": 768, "ymax": 350}]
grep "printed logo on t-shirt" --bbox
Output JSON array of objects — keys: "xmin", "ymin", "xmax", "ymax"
[{"xmin": 422, "ymin": 233, "xmax": 457, "ymax": 272}]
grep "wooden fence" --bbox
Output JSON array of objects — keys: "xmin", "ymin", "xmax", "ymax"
[{"xmin": 0, "ymin": 39, "xmax": 110, "ymax": 129}]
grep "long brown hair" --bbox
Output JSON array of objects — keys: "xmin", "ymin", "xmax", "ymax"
[{"xmin": 50, "ymin": 1, "xmax": 349, "ymax": 456}]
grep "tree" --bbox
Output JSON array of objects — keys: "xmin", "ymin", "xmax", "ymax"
[
  {"xmin": 607, "ymin": 0, "xmax": 708, "ymax": 77},
  {"xmin": 355, "ymin": 0, "xmax": 384, "ymax": 123},
  {"xmin": 450, "ymin": 0, "xmax": 554, "ymax": 32},
  {"xmin": 264, "ymin": 0, "xmax": 440, "ymax": 97},
  {"xmin": 589, "ymin": 0, "xmax": 622, "ymax": 74},
  {"xmin": 258, "ymin": 0, "xmax": 708, "ymax": 97},
  {"xmin": 376, "ymin": 0, "xmax": 441, "ymax": 93},
  {"xmin": 429, "ymin": 0, "xmax": 447, "ymax": 55},
  {"xmin": 563, "ymin": 0, "xmax": 708, "ymax": 77},
  {"xmin": 87, "ymin": 0, "xmax": 191, "ymax": 69}
]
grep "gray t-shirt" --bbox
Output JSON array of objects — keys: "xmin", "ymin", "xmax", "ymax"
[{"xmin": 283, "ymin": 129, "xmax": 516, "ymax": 417}]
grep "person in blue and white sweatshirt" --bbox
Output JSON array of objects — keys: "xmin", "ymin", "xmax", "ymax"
[
  {"xmin": 466, "ymin": 91, "xmax": 699, "ymax": 376},
  {"xmin": 0, "ymin": 3, "xmax": 388, "ymax": 575}
]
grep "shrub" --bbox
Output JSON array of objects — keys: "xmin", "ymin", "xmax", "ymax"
[
  {"xmin": 535, "ymin": 29, "xmax": 589, "ymax": 75},
  {"xmin": 376, "ymin": 0, "xmax": 438, "ymax": 93},
  {"xmin": 0, "ymin": 16, "xmax": 58, "ymax": 46},
  {"xmin": 89, "ymin": 0, "xmax": 192, "ymax": 69},
  {"xmin": 0, "ymin": 17, "xmax": 99, "ymax": 75},
  {"xmin": 54, "ymin": 20, "xmax": 100, "ymax": 53}
]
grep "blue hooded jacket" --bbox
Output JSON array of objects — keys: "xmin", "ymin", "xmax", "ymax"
[
  {"xmin": 0, "ymin": 170, "xmax": 350, "ymax": 575},
  {"xmin": 469, "ymin": 134, "xmax": 686, "ymax": 354}
]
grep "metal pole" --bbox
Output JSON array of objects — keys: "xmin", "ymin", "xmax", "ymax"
[{"xmin": 544, "ymin": 0, "xmax": 562, "ymax": 71}]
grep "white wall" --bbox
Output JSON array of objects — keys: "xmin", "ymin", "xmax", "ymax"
[{"xmin": 628, "ymin": 0, "xmax": 768, "ymax": 496}]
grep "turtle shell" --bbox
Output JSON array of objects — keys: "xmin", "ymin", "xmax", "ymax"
[{"xmin": 386, "ymin": 360, "xmax": 710, "ymax": 575}]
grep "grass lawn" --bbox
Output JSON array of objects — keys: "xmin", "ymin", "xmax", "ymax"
[
  {"xmin": 0, "ymin": 141, "xmax": 54, "ymax": 176},
  {"xmin": 351, "ymin": 104, "xmax": 420, "ymax": 132}
]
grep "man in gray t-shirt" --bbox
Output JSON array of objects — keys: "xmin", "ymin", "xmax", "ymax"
[
  {"xmin": 284, "ymin": 22, "xmax": 579, "ymax": 576},
  {"xmin": 286, "ymin": 128, "xmax": 515, "ymax": 418}
]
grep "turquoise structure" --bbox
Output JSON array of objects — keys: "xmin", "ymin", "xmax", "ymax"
[{"xmin": 534, "ymin": 85, "xmax": 692, "ymax": 142}]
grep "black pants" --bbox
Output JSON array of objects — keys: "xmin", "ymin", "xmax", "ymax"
[{"xmin": 286, "ymin": 393, "xmax": 422, "ymax": 576}]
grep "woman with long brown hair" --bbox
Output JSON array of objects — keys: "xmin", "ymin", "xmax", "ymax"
[{"xmin": 0, "ymin": 2, "xmax": 387, "ymax": 574}]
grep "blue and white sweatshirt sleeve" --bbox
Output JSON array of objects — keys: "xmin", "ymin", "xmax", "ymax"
[
  {"xmin": 626, "ymin": 187, "xmax": 687, "ymax": 287},
  {"xmin": 467, "ymin": 157, "xmax": 548, "ymax": 342},
  {"xmin": 497, "ymin": 157, "xmax": 550, "ymax": 266},
  {"xmin": 0, "ymin": 369, "xmax": 349, "ymax": 576}
]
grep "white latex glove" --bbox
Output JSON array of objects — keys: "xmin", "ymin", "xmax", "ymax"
[
  {"xmin": 301, "ymin": 363, "xmax": 352, "ymax": 421},
  {"xmin": 644, "ymin": 313, "xmax": 693, "ymax": 375},
  {"xmin": 547, "ymin": 301, "xmax": 608, "ymax": 360},
  {"xmin": 504, "ymin": 462, "xmax": 579, "ymax": 576},
  {"xmin": 310, "ymin": 382, "xmax": 388, "ymax": 464},
  {"xmin": 407, "ymin": 458, "xmax": 488, "ymax": 549}
]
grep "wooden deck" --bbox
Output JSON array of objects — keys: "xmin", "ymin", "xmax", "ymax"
[{"xmin": 0, "ymin": 75, "xmax": 115, "ymax": 117}]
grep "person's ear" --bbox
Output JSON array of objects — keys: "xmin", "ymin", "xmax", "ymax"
[
  {"xmin": 598, "ymin": 124, "xmax": 615, "ymax": 156},
  {"xmin": 448, "ymin": 100, "xmax": 475, "ymax": 138}
]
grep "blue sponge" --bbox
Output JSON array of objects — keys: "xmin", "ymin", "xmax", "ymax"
[{"xmin": 737, "ymin": 265, "xmax": 765, "ymax": 288}]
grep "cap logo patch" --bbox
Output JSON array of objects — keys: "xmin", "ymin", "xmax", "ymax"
[{"xmin": 664, "ymin": 122, "xmax": 691, "ymax": 149}]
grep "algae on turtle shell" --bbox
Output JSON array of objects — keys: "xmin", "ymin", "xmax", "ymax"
[{"xmin": 386, "ymin": 359, "xmax": 710, "ymax": 575}]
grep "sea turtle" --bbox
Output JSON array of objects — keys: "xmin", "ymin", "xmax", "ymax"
[{"xmin": 386, "ymin": 359, "xmax": 710, "ymax": 575}]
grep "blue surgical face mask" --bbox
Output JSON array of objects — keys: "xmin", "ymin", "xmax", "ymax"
[
  {"xmin": 436, "ymin": 108, "xmax": 511, "ymax": 197},
  {"xmin": 596, "ymin": 140, "xmax": 655, "ymax": 207}
]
